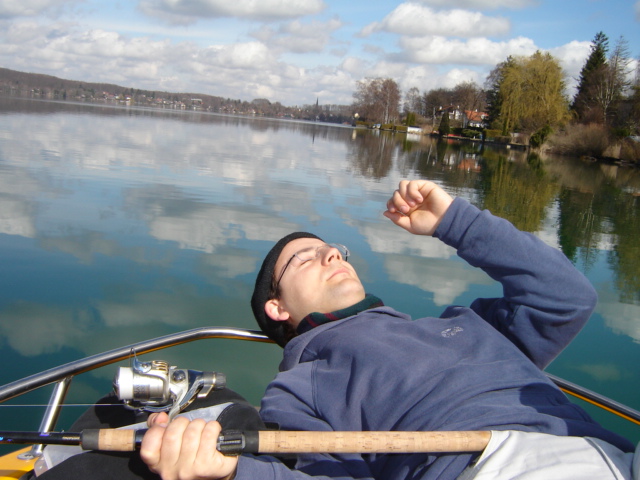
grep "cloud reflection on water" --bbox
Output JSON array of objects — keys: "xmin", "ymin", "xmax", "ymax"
[{"xmin": 0, "ymin": 100, "xmax": 638, "ymax": 373}]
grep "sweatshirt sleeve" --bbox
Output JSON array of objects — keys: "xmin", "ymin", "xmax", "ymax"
[
  {"xmin": 232, "ymin": 365, "xmax": 376, "ymax": 480},
  {"xmin": 234, "ymin": 454, "xmax": 369, "ymax": 480},
  {"xmin": 433, "ymin": 197, "xmax": 598, "ymax": 369}
]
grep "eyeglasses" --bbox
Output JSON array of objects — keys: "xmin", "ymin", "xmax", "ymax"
[{"xmin": 273, "ymin": 243, "xmax": 349, "ymax": 292}]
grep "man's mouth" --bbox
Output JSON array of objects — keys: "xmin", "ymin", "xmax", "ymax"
[{"xmin": 328, "ymin": 267, "xmax": 350, "ymax": 280}]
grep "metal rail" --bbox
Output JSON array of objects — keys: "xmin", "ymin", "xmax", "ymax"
[
  {"xmin": 0, "ymin": 327, "xmax": 270, "ymax": 403},
  {"xmin": 546, "ymin": 373, "xmax": 640, "ymax": 426}
]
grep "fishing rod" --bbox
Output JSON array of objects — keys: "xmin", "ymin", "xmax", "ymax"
[{"xmin": 0, "ymin": 429, "xmax": 491, "ymax": 455}]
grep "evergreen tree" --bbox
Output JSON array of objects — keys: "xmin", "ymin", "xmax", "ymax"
[
  {"xmin": 572, "ymin": 32, "xmax": 609, "ymax": 122},
  {"xmin": 439, "ymin": 110, "xmax": 451, "ymax": 135}
]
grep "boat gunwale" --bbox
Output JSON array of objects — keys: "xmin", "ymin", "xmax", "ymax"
[{"xmin": 0, "ymin": 327, "xmax": 271, "ymax": 403}]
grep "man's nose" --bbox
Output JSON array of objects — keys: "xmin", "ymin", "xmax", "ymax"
[{"xmin": 321, "ymin": 245, "xmax": 343, "ymax": 264}]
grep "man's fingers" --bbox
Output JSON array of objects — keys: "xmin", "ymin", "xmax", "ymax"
[
  {"xmin": 388, "ymin": 188, "xmax": 413, "ymax": 214},
  {"xmin": 140, "ymin": 418, "xmax": 170, "ymax": 472},
  {"xmin": 390, "ymin": 180, "xmax": 431, "ymax": 212},
  {"xmin": 383, "ymin": 207, "xmax": 418, "ymax": 236},
  {"xmin": 385, "ymin": 180, "xmax": 453, "ymax": 236},
  {"xmin": 147, "ymin": 411, "xmax": 170, "ymax": 427},
  {"xmin": 403, "ymin": 180, "xmax": 426, "ymax": 207}
]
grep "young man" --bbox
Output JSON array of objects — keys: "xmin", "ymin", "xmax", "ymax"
[{"xmin": 141, "ymin": 180, "xmax": 636, "ymax": 479}]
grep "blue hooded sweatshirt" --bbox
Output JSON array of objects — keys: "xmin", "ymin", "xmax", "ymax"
[{"xmin": 235, "ymin": 198, "xmax": 633, "ymax": 480}]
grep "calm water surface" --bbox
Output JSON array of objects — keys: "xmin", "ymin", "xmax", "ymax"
[{"xmin": 0, "ymin": 97, "xmax": 639, "ymax": 446}]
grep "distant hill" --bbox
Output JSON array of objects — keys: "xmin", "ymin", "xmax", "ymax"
[
  {"xmin": 0, "ymin": 67, "xmax": 353, "ymax": 123},
  {"xmin": 0, "ymin": 67, "xmax": 231, "ymax": 108}
]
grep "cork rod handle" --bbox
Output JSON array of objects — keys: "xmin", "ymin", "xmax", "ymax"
[
  {"xmin": 71, "ymin": 429, "xmax": 491, "ymax": 454},
  {"xmin": 255, "ymin": 430, "xmax": 491, "ymax": 454}
]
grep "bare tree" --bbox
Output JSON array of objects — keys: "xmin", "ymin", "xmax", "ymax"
[
  {"xmin": 422, "ymin": 88, "xmax": 453, "ymax": 127},
  {"xmin": 590, "ymin": 36, "xmax": 633, "ymax": 124},
  {"xmin": 452, "ymin": 81, "xmax": 486, "ymax": 114},
  {"xmin": 403, "ymin": 87, "xmax": 423, "ymax": 116},
  {"xmin": 352, "ymin": 78, "xmax": 401, "ymax": 124}
]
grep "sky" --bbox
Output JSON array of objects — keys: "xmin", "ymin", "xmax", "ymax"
[{"xmin": 1, "ymin": 0, "xmax": 639, "ymax": 107}]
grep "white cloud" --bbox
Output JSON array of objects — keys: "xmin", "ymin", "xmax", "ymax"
[
  {"xmin": 548, "ymin": 40, "xmax": 591, "ymax": 92},
  {"xmin": 0, "ymin": 302, "xmax": 91, "ymax": 356},
  {"xmin": 0, "ymin": 21, "xmax": 323, "ymax": 103},
  {"xmin": 0, "ymin": 198, "xmax": 36, "ymax": 237},
  {"xmin": 1, "ymin": 0, "xmax": 633, "ymax": 107},
  {"xmin": 2, "ymin": 23, "xmax": 174, "ymax": 80},
  {"xmin": 0, "ymin": 0, "xmax": 71, "ymax": 18},
  {"xmin": 205, "ymin": 41, "xmax": 275, "ymax": 69},
  {"xmin": 361, "ymin": 3, "xmax": 511, "ymax": 38},
  {"xmin": 138, "ymin": 0, "xmax": 326, "ymax": 25},
  {"xmin": 250, "ymin": 17, "xmax": 342, "ymax": 54},
  {"xmin": 354, "ymin": 218, "xmax": 494, "ymax": 306},
  {"xmin": 398, "ymin": 35, "xmax": 536, "ymax": 65},
  {"xmin": 572, "ymin": 363, "xmax": 622, "ymax": 382},
  {"xmin": 416, "ymin": 0, "xmax": 537, "ymax": 9},
  {"xmin": 596, "ymin": 288, "xmax": 640, "ymax": 344}
]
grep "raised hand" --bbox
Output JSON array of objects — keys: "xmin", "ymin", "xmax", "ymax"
[{"xmin": 383, "ymin": 180, "xmax": 453, "ymax": 236}]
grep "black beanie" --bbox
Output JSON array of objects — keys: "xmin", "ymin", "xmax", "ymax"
[{"xmin": 251, "ymin": 232, "xmax": 322, "ymax": 347}]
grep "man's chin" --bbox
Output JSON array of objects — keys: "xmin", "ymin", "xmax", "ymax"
[{"xmin": 329, "ymin": 285, "xmax": 367, "ymax": 310}]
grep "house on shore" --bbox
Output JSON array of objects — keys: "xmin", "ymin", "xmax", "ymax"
[{"xmin": 463, "ymin": 110, "xmax": 489, "ymax": 129}]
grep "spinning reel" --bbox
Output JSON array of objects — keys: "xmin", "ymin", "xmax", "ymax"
[{"xmin": 113, "ymin": 353, "xmax": 226, "ymax": 419}]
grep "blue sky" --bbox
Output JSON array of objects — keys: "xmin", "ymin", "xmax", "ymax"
[{"xmin": 1, "ymin": 0, "xmax": 638, "ymax": 106}]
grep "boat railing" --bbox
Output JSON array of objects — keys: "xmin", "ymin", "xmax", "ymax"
[
  {"xmin": 0, "ymin": 326, "xmax": 638, "ymax": 460},
  {"xmin": 0, "ymin": 327, "xmax": 271, "ymax": 459}
]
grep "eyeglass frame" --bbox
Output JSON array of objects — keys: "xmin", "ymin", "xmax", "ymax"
[{"xmin": 271, "ymin": 243, "xmax": 350, "ymax": 295}]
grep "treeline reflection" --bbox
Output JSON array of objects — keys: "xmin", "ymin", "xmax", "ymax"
[{"xmin": 348, "ymin": 129, "xmax": 640, "ymax": 306}]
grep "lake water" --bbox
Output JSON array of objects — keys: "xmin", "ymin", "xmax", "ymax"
[{"xmin": 0, "ymin": 96, "xmax": 638, "ymax": 447}]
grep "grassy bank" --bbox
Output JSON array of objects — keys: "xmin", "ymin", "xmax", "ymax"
[{"xmin": 545, "ymin": 124, "xmax": 640, "ymax": 167}]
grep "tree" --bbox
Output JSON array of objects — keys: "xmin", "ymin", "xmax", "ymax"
[
  {"xmin": 590, "ymin": 36, "xmax": 633, "ymax": 125},
  {"xmin": 352, "ymin": 78, "xmax": 401, "ymax": 124},
  {"xmin": 520, "ymin": 51, "xmax": 570, "ymax": 133},
  {"xmin": 452, "ymin": 81, "xmax": 486, "ymax": 114},
  {"xmin": 439, "ymin": 110, "xmax": 451, "ymax": 135},
  {"xmin": 485, "ymin": 56, "xmax": 520, "ymax": 134},
  {"xmin": 628, "ymin": 61, "xmax": 640, "ymax": 134},
  {"xmin": 485, "ymin": 52, "xmax": 569, "ymax": 135},
  {"xmin": 572, "ymin": 32, "xmax": 609, "ymax": 123},
  {"xmin": 422, "ymin": 88, "xmax": 453, "ymax": 126},
  {"xmin": 485, "ymin": 56, "xmax": 515, "ymax": 133},
  {"xmin": 403, "ymin": 87, "xmax": 423, "ymax": 116}
]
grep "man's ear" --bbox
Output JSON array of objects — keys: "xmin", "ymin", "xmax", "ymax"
[{"xmin": 265, "ymin": 299, "xmax": 290, "ymax": 322}]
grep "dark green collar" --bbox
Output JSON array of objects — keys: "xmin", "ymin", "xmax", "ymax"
[{"xmin": 296, "ymin": 294, "xmax": 384, "ymax": 335}]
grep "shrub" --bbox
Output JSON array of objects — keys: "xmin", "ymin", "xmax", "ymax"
[
  {"xmin": 530, "ymin": 125, "xmax": 553, "ymax": 149},
  {"xmin": 462, "ymin": 129, "xmax": 482, "ymax": 139},
  {"xmin": 405, "ymin": 112, "xmax": 416, "ymax": 126},
  {"xmin": 548, "ymin": 123, "xmax": 610, "ymax": 158},
  {"xmin": 494, "ymin": 136, "xmax": 512, "ymax": 144},
  {"xmin": 439, "ymin": 113, "xmax": 451, "ymax": 135},
  {"xmin": 620, "ymin": 138, "xmax": 640, "ymax": 165},
  {"xmin": 484, "ymin": 129, "xmax": 502, "ymax": 140}
]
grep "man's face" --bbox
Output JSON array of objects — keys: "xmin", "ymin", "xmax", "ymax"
[{"xmin": 267, "ymin": 237, "xmax": 366, "ymax": 328}]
